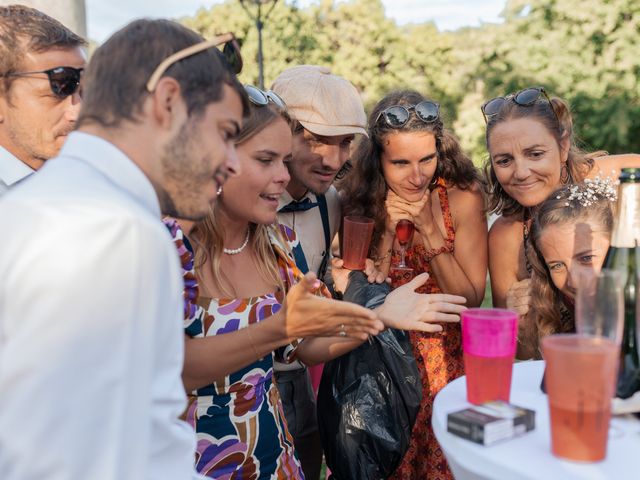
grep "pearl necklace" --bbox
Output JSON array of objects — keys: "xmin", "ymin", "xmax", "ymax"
[{"xmin": 223, "ymin": 229, "xmax": 250, "ymax": 255}]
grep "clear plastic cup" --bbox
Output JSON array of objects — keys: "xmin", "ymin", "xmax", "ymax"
[
  {"xmin": 574, "ymin": 267, "xmax": 624, "ymax": 345},
  {"xmin": 542, "ymin": 334, "xmax": 619, "ymax": 462}
]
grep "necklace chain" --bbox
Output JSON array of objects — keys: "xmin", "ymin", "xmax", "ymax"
[{"xmin": 223, "ymin": 229, "xmax": 250, "ymax": 255}]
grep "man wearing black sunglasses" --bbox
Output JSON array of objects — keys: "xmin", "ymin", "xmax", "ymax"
[
  {"xmin": 0, "ymin": 5, "xmax": 86, "ymax": 196},
  {"xmin": 0, "ymin": 19, "xmax": 249, "ymax": 480}
]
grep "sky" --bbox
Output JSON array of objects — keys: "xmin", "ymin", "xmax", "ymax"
[{"xmin": 86, "ymin": 0, "xmax": 507, "ymax": 43}]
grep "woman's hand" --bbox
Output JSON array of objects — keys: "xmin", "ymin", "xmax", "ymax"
[
  {"xmin": 385, "ymin": 189, "xmax": 433, "ymax": 232},
  {"xmin": 376, "ymin": 273, "xmax": 466, "ymax": 333},
  {"xmin": 506, "ymin": 278, "xmax": 532, "ymax": 318},
  {"xmin": 384, "ymin": 189, "xmax": 413, "ymax": 234},
  {"xmin": 284, "ymin": 272, "xmax": 385, "ymax": 341}
]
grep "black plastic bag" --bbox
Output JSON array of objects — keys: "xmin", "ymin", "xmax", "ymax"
[{"xmin": 317, "ymin": 272, "xmax": 422, "ymax": 480}]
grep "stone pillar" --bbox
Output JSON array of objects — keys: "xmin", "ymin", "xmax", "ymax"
[{"xmin": 0, "ymin": 0, "xmax": 87, "ymax": 38}]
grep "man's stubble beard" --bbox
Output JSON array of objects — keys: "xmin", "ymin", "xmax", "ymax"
[{"xmin": 158, "ymin": 123, "xmax": 209, "ymax": 221}]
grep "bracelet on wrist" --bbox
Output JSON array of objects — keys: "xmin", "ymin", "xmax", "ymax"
[
  {"xmin": 374, "ymin": 248, "xmax": 393, "ymax": 266},
  {"xmin": 424, "ymin": 239, "xmax": 454, "ymax": 262}
]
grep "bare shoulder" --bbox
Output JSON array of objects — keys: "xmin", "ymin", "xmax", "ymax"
[
  {"xmin": 489, "ymin": 214, "xmax": 524, "ymax": 306},
  {"xmin": 589, "ymin": 154, "xmax": 640, "ymax": 180},
  {"xmin": 446, "ymin": 182, "xmax": 485, "ymax": 218},
  {"xmin": 489, "ymin": 214, "xmax": 522, "ymax": 254}
]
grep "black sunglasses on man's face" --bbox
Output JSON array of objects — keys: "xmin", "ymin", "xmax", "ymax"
[{"xmin": 5, "ymin": 66, "xmax": 83, "ymax": 99}]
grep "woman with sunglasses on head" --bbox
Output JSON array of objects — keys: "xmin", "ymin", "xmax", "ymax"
[
  {"xmin": 483, "ymin": 87, "xmax": 638, "ymax": 327},
  {"xmin": 167, "ymin": 88, "xmax": 364, "ymax": 479},
  {"xmin": 517, "ymin": 180, "xmax": 616, "ymax": 359},
  {"xmin": 169, "ymin": 86, "xmax": 464, "ymax": 479},
  {"xmin": 340, "ymin": 90, "xmax": 487, "ymax": 480}
]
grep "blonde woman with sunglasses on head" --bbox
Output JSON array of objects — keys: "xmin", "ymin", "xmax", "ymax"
[{"xmin": 482, "ymin": 87, "xmax": 638, "ymax": 328}]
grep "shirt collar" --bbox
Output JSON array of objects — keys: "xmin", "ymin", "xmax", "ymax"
[
  {"xmin": 0, "ymin": 145, "xmax": 34, "ymax": 187},
  {"xmin": 277, "ymin": 189, "xmax": 315, "ymax": 211},
  {"xmin": 58, "ymin": 131, "xmax": 161, "ymax": 217}
]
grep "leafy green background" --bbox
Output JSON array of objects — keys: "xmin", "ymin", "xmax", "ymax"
[{"xmin": 181, "ymin": 0, "xmax": 640, "ymax": 168}]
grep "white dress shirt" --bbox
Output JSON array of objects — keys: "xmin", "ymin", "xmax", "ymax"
[
  {"xmin": 0, "ymin": 145, "xmax": 34, "ymax": 197},
  {"xmin": 0, "ymin": 132, "xmax": 200, "ymax": 480}
]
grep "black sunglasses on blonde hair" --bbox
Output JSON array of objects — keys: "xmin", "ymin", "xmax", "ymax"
[
  {"xmin": 375, "ymin": 101, "xmax": 440, "ymax": 128},
  {"xmin": 4, "ymin": 66, "xmax": 83, "ymax": 98},
  {"xmin": 481, "ymin": 86, "xmax": 558, "ymax": 124}
]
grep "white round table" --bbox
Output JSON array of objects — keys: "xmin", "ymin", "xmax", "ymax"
[{"xmin": 432, "ymin": 360, "xmax": 640, "ymax": 480}]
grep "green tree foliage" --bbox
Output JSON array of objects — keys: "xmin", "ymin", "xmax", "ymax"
[
  {"xmin": 483, "ymin": 0, "xmax": 640, "ymax": 155},
  {"xmin": 180, "ymin": 0, "xmax": 640, "ymax": 165}
]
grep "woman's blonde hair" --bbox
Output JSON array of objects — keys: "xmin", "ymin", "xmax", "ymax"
[{"xmin": 191, "ymin": 101, "xmax": 292, "ymax": 298}]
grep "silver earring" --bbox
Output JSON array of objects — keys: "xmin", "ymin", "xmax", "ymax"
[{"xmin": 217, "ymin": 185, "xmax": 223, "ymax": 195}]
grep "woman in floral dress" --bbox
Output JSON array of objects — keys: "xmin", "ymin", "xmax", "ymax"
[
  {"xmin": 340, "ymin": 90, "xmax": 487, "ymax": 479},
  {"xmin": 171, "ymin": 91, "xmax": 380, "ymax": 479}
]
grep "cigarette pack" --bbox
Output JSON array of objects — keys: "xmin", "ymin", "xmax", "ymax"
[{"xmin": 446, "ymin": 401, "xmax": 535, "ymax": 446}]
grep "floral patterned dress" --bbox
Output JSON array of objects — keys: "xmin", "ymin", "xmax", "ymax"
[
  {"xmin": 164, "ymin": 219, "xmax": 307, "ymax": 479},
  {"xmin": 388, "ymin": 181, "xmax": 464, "ymax": 480}
]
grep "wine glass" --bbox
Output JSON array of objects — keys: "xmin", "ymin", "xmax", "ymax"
[{"xmin": 395, "ymin": 219, "xmax": 415, "ymax": 268}]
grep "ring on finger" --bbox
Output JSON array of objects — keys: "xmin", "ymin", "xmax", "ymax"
[{"xmin": 339, "ymin": 323, "xmax": 346, "ymax": 337}]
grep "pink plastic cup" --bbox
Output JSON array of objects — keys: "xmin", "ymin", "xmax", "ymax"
[
  {"xmin": 342, "ymin": 216, "xmax": 374, "ymax": 270},
  {"xmin": 462, "ymin": 308, "xmax": 518, "ymax": 404}
]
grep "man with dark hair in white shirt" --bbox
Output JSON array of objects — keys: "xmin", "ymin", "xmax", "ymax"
[
  {"xmin": 0, "ymin": 5, "xmax": 86, "ymax": 196},
  {"xmin": 0, "ymin": 19, "xmax": 249, "ymax": 480}
]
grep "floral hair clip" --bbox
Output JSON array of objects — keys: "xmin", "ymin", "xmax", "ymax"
[{"xmin": 557, "ymin": 176, "xmax": 618, "ymax": 207}]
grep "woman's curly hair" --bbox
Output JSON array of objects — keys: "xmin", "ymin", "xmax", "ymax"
[{"xmin": 339, "ymin": 90, "xmax": 482, "ymax": 257}]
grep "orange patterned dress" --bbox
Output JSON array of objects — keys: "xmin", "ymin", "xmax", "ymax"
[{"xmin": 389, "ymin": 181, "xmax": 463, "ymax": 480}]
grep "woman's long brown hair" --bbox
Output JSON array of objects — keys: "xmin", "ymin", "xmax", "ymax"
[
  {"xmin": 525, "ymin": 183, "xmax": 614, "ymax": 356},
  {"xmin": 339, "ymin": 90, "xmax": 482, "ymax": 258}
]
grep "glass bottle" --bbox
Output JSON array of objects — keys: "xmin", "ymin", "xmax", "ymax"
[{"xmin": 603, "ymin": 168, "xmax": 640, "ymax": 398}]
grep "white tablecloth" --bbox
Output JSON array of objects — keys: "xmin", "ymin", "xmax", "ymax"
[{"xmin": 432, "ymin": 360, "xmax": 640, "ymax": 480}]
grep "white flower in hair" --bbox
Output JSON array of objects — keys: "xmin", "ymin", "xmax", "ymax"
[{"xmin": 556, "ymin": 176, "xmax": 618, "ymax": 207}]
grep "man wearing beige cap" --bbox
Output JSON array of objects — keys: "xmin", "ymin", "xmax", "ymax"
[
  {"xmin": 272, "ymin": 65, "xmax": 368, "ymax": 480},
  {"xmin": 273, "ymin": 64, "xmax": 367, "ymax": 281}
]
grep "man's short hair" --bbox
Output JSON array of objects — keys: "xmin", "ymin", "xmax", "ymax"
[
  {"xmin": 0, "ymin": 5, "xmax": 86, "ymax": 96},
  {"xmin": 78, "ymin": 19, "xmax": 249, "ymax": 129}
]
